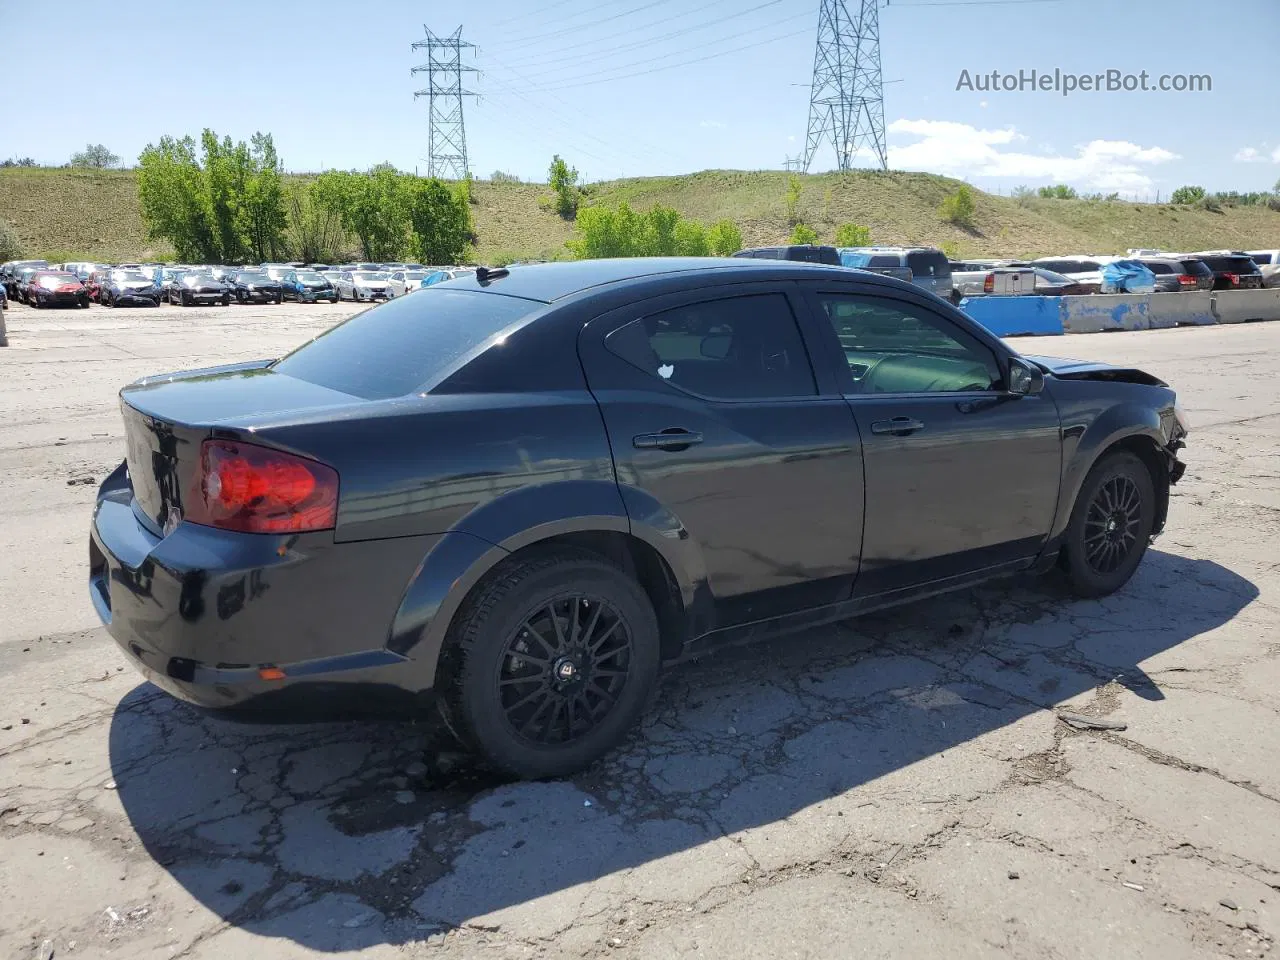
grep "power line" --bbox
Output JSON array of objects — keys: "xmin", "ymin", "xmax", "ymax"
[
  {"xmin": 528, "ymin": 26, "xmax": 814, "ymax": 92},
  {"xmin": 890, "ymin": 0, "xmax": 1063, "ymax": 6},
  {"xmin": 498, "ymin": 2, "xmax": 805, "ymax": 82},
  {"xmin": 496, "ymin": 0, "xmax": 775, "ymax": 68},
  {"xmin": 484, "ymin": 0, "xmax": 679, "ymax": 50}
]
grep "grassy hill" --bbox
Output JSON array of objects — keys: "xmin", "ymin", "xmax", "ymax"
[{"xmin": 4, "ymin": 165, "xmax": 1280, "ymax": 265}]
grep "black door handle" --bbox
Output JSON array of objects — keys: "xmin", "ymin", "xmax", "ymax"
[
  {"xmin": 633, "ymin": 429, "xmax": 704, "ymax": 450},
  {"xmin": 870, "ymin": 417, "xmax": 925, "ymax": 436}
]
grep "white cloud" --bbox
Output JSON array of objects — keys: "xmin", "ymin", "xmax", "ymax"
[
  {"xmin": 699, "ymin": 120, "xmax": 726, "ymax": 129},
  {"xmin": 979, "ymin": 100, "xmax": 988, "ymax": 108},
  {"xmin": 870, "ymin": 119, "xmax": 1179, "ymax": 193},
  {"xmin": 1233, "ymin": 145, "xmax": 1280, "ymax": 163}
]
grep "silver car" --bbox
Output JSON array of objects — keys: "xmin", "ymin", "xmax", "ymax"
[{"xmin": 1246, "ymin": 250, "xmax": 1280, "ymax": 288}]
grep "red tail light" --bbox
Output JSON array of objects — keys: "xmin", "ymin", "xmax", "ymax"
[
  {"xmin": 187, "ymin": 439, "xmax": 339, "ymax": 534},
  {"xmin": 1177, "ymin": 274, "xmax": 1196, "ymax": 286},
  {"xmin": 982, "ymin": 273, "xmax": 994, "ymax": 293},
  {"xmin": 1223, "ymin": 272, "xmax": 1240, "ymax": 285}
]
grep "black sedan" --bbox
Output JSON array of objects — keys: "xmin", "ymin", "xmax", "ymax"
[
  {"xmin": 169, "ymin": 272, "xmax": 231, "ymax": 306},
  {"xmin": 282, "ymin": 269, "xmax": 340, "ymax": 303},
  {"xmin": 230, "ymin": 271, "xmax": 283, "ymax": 304},
  {"xmin": 89, "ymin": 258, "xmax": 1188, "ymax": 778}
]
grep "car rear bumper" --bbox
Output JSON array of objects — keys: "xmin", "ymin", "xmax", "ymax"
[{"xmin": 89, "ymin": 462, "xmax": 442, "ymax": 719}]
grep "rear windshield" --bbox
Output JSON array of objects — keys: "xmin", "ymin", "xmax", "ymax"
[
  {"xmin": 272, "ymin": 289, "xmax": 542, "ymax": 399},
  {"xmin": 1180, "ymin": 259, "xmax": 1213, "ymax": 276},
  {"xmin": 1200, "ymin": 256, "xmax": 1258, "ymax": 273},
  {"xmin": 906, "ymin": 250, "xmax": 951, "ymax": 278},
  {"xmin": 1142, "ymin": 261, "xmax": 1175, "ymax": 274}
]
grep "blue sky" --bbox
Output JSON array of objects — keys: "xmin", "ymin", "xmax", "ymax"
[{"xmin": 5, "ymin": 0, "xmax": 1278, "ymax": 198}]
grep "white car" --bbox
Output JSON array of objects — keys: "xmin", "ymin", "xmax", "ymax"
[
  {"xmin": 334, "ymin": 271, "xmax": 391, "ymax": 302},
  {"xmin": 1029, "ymin": 255, "xmax": 1117, "ymax": 288},
  {"xmin": 1246, "ymin": 250, "xmax": 1280, "ymax": 288},
  {"xmin": 386, "ymin": 270, "xmax": 431, "ymax": 298}
]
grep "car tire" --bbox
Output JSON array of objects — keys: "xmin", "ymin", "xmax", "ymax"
[
  {"xmin": 441, "ymin": 547, "xmax": 661, "ymax": 780},
  {"xmin": 274, "ymin": 293, "xmax": 283, "ymax": 304},
  {"xmin": 1061, "ymin": 451, "xmax": 1155, "ymax": 598},
  {"xmin": 222, "ymin": 294, "xmax": 230, "ymax": 306}
]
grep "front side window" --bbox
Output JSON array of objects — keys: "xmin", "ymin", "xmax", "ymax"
[
  {"xmin": 605, "ymin": 293, "xmax": 816, "ymax": 400},
  {"xmin": 814, "ymin": 293, "xmax": 1001, "ymax": 394}
]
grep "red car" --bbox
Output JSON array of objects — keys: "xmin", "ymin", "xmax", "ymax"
[{"xmin": 27, "ymin": 271, "xmax": 91, "ymax": 308}]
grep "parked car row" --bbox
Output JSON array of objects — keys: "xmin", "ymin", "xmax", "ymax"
[
  {"xmin": 0, "ymin": 258, "xmax": 477, "ymax": 309},
  {"xmin": 727, "ymin": 244, "xmax": 1280, "ymax": 305}
]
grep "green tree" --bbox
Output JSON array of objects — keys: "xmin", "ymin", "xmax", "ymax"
[
  {"xmin": 489, "ymin": 170, "xmax": 520, "ymax": 184},
  {"xmin": 405, "ymin": 177, "xmax": 473, "ymax": 264},
  {"xmin": 0, "ymin": 218, "xmax": 22, "ymax": 261},
  {"xmin": 1170, "ymin": 185, "xmax": 1206, "ymax": 205},
  {"xmin": 69, "ymin": 144, "xmax": 120, "ymax": 168},
  {"xmin": 136, "ymin": 129, "xmax": 288, "ymax": 263},
  {"xmin": 312, "ymin": 167, "xmax": 409, "ymax": 261},
  {"xmin": 1011, "ymin": 185, "xmax": 1036, "ymax": 206},
  {"xmin": 283, "ymin": 180, "xmax": 349, "ymax": 263},
  {"xmin": 938, "ymin": 184, "xmax": 977, "ymax": 228},
  {"xmin": 834, "ymin": 223, "xmax": 871, "ymax": 247},
  {"xmin": 1037, "ymin": 184, "xmax": 1078, "ymax": 199},
  {"xmin": 789, "ymin": 223, "xmax": 818, "ymax": 245},
  {"xmin": 784, "ymin": 175, "xmax": 803, "ymax": 224},
  {"xmin": 548, "ymin": 154, "xmax": 580, "ymax": 219},
  {"xmin": 137, "ymin": 134, "xmax": 218, "ymax": 262},
  {"xmin": 707, "ymin": 219, "xmax": 743, "ymax": 256}
]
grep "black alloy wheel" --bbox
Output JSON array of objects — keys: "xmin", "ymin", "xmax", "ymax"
[
  {"xmin": 1083, "ymin": 475, "xmax": 1142, "ymax": 575},
  {"xmin": 496, "ymin": 595, "xmax": 634, "ymax": 746},
  {"xmin": 443, "ymin": 548, "xmax": 661, "ymax": 779},
  {"xmin": 1062, "ymin": 451, "xmax": 1154, "ymax": 597}
]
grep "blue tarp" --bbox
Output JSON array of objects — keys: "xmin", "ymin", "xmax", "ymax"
[{"xmin": 1101, "ymin": 260, "xmax": 1157, "ymax": 294}]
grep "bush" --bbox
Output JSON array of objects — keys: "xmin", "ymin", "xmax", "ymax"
[
  {"xmin": 1011, "ymin": 185, "xmax": 1036, "ymax": 207},
  {"xmin": 489, "ymin": 170, "xmax": 520, "ymax": 185},
  {"xmin": 567, "ymin": 203, "xmax": 742, "ymax": 260},
  {"xmin": 834, "ymin": 223, "xmax": 871, "ymax": 247},
  {"xmin": 789, "ymin": 223, "xmax": 818, "ymax": 245},
  {"xmin": 1037, "ymin": 184, "xmax": 1078, "ymax": 199},
  {"xmin": 1170, "ymin": 185, "xmax": 1206, "ymax": 205},
  {"xmin": 0, "ymin": 218, "xmax": 23, "ymax": 261},
  {"xmin": 548, "ymin": 155, "xmax": 580, "ymax": 219},
  {"xmin": 707, "ymin": 219, "xmax": 743, "ymax": 256},
  {"xmin": 1198, "ymin": 195, "xmax": 1222, "ymax": 213},
  {"xmin": 938, "ymin": 185, "xmax": 977, "ymax": 228},
  {"xmin": 784, "ymin": 175, "xmax": 803, "ymax": 225}
]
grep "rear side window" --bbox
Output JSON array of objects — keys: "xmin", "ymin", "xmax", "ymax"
[
  {"xmin": 1143, "ymin": 261, "xmax": 1174, "ymax": 274},
  {"xmin": 605, "ymin": 293, "xmax": 816, "ymax": 400},
  {"xmin": 1251, "ymin": 253, "xmax": 1273, "ymax": 265},
  {"xmin": 1180, "ymin": 260, "xmax": 1212, "ymax": 276},
  {"xmin": 1201, "ymin": 256, "xmax": 1258, "ymax": 273},
  {"xmin": 906, "ymin": 250, "xmax": 951, "ymax": 278},
  {"xmin": 273, "ymin": 289, "xmax": 541, "ymax": 399}
]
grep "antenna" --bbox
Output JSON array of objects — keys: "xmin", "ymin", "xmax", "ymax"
[
  {"xmin": 411, "ymin": 26, "xmax": 479, "ymax": 180},
  {"xmin": 802, "ymin": 0, "xmax": 888, "ymax": 173}
]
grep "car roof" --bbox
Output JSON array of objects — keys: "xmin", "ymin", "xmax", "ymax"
[{"xmin": 440, "ymin": 257, "xmax": 891, "ymax": 303}]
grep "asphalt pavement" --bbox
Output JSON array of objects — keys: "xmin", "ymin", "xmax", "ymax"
[{"xmin": 1, "ymin": 300, "xmax": 1277, "ymax": 959}]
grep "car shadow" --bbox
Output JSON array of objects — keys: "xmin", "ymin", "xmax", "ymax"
[{"xmin": 108, "ymin": 549, "xmax": 1256, "ymax": 951}]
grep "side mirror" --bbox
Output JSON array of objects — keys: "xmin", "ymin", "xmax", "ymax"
[{"xmin": 1008, "ymin": 357, "xmax": 1044, "ymax": 396}]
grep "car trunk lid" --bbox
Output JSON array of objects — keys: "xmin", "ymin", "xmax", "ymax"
[{"xmin": 119, "ymin": 360, "xmax": 359, "ymax": 531}]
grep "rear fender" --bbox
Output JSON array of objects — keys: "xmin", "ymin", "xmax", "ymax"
[{"xmin": 387, "ymin": 479, "xmax": 709, "ymax": 683}]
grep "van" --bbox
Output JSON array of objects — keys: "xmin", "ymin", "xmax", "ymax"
[
  {"xmin": 837, "ymin": 247, "xmax": 953, "ymax": 299},
  {"xmin": 731, "ymin": 245, "xmax": 841, "ymax": 266}
]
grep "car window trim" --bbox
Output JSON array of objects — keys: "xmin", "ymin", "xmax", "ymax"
[
  {"xmin": 796, "ymin": 283, "xmax": 1014, "ymax": 398},
  {"xmin": 583, "ymin": 280, "xmax": 834, "ymax": 404}
]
